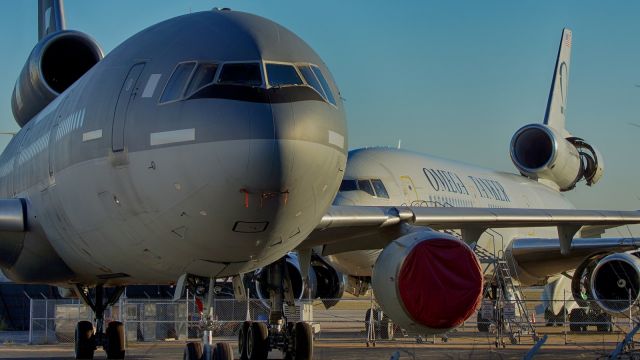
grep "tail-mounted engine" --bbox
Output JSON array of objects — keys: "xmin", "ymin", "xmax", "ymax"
[
  {"xmin": 510, "ymin": 124, "xmax": 603, "ymax": 191},
  {"xmin": 572, "ymin": 252, "xmax": 640, "ymax": 314},
  {"xmin": 11, "ymin": 30, "xmax": 103, "ymax": 127}
]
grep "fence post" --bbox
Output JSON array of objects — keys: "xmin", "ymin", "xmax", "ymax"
[
  {"xmin": 120, "ymin": 295, "xmax": 126, "ymax": 348},
  {"xmin": 630, "ymin": 289, "xmax": 633, "ymax": 332},
  {"xmin": 245, "ymin": 288, "xmax": 250, "ymax": 321},
  {"xmin": 44, "ymin": 299, "xmax": 48, "ymax": 344},
  {"xmin": 28, "ymin": 298, "xmax": 33, "ymax": 344},
  {"xmin": 563, "ymin": 290, "xmax": 567, "ymax": 345},
  {"xmin": 185, "ymin": 288, "xmax": 189, "ymax": 340}
]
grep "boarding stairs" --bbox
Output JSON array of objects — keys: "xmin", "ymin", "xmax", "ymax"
[{"xmin": 488, "ymin": 248, "xmax": 538, "ymax": 347}]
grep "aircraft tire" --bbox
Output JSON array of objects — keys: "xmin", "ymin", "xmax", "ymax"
[
  {"xmin": 247, "ymin": 322, "xmax": 268, "ymax": 360},
  {"xmin": 238, "ymin": 320, "xmax": 251, "ymax": 360},
  {"xmin": 294, "ymin": 322, "xmax": 313, "ymax": 360},
  {"xmin": 183, "ymin": 342, "xmax": 203, "ymax": 360},
  {"xmin": 105, "ymin": 321, "xmax": 125, "ymax": 359},
  {"xmin": 213, "ymin": 342, "xmax": 233, "ymax": 360},
  {"xmin": 75, "ymin": 320, "xmax": 95, "ymax": 360}
]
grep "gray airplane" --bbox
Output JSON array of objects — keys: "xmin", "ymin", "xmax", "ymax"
[{"xmin": 2, "ymin": 2, "xmax": 640, "ymax": 360}]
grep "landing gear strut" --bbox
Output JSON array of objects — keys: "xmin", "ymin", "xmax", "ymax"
[
  {"xmin": 238, "ymin": 258, "xmax": 313, "ymax": 360},
  {"xmin": 183, "ymin": 277, "xmax": 233, "ymax": 360},
  {"xmin": 75, "ymin": 284, "xmax": 125, "ymax": 360}
]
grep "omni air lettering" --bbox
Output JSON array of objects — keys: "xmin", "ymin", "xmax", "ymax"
[
  {"xmin": 467, "ymin": 175, "xmax": 511, "ymax": 202},
  {"xmin": 422, "ymin": 168, "xmax": 469, "ymax": 195},
  {"xmin": 422, "ymin": 168, "xmax": 511, "ymax": 203}
]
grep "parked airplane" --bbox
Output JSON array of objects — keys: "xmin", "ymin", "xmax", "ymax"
[
  {"xmin": 2, "ymin": 2, "xmax": 640, "ymax": 360},
  {"xmin": 295, "ymin": 28, "xmax": 640, "ymax": 334}
]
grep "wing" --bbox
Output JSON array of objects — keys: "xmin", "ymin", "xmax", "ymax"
[{"xmin": 302, "ymin": 205, "xmax": 640, "ymax": 255}]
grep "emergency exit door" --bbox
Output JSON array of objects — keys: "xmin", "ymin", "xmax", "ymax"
[{"xmin": 112, "ymin": 63, "xmax": 146, "ymax": 152}]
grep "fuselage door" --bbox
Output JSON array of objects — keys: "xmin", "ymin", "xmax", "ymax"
[
  {"xmin": 112, "ymin": 62, "xmax": 146, "ymax": 152},
  {"xmin": 399, "ymin": 175, "xmax": 419, "ymax": 204}
]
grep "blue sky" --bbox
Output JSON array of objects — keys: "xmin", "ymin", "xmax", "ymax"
[{"xmin": 0, "ymin": 1, "xmax": 639, "ymax": 211}]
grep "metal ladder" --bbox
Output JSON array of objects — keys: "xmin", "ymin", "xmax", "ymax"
[{"xmin": 492, "ymin": 253, "xmax": 537, "ymax": 346}]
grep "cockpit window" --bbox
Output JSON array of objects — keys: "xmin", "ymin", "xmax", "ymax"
[
  {"xmin": 160, "ymin": 62, "xmax": 196, "ymax": 103},
  {"xmin": 266, "ymin": 63, "xmax": 303, "ymax": 87},
  {"xmin": 339, "ymin": 179, "xmax": 358, "ymax": 192},
  {"xmin": 297, "ymin": 65, "xmax": 327, "ymax": 99},
  {"xmin": 371, "ymin": 179, "xmax": 389, "ymax": 199},
  {"xmin": 218, "ymin": 63, "xmax": 262, "ymax": 86},
  {"xmin": 310, "ymin": 65, "xmax": 337, "ymax": 105},
  {"xmin": 357, "ymin": 180, "xmax": 375, "ymax": 197},
  {"xmin": 185, "ymin": 63, "xmax": 218, "ymax": 97},
  {"xmin": 341, "ymin": 178, "xmax": 390, "ymax": 199}
]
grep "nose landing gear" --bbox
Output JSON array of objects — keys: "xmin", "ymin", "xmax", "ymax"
[
  {"xmin": 237, "ymin": 258, "xmax": 314, "ymax": 360},
  {"xmin": 74, "ymin": 284, "xmax": 126, "ymax": 360}
]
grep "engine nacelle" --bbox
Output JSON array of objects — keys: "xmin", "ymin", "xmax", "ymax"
[
  {"xmin": 255, "ymin": 253, "xmax": 310, "ymax": 302},
  {"xmin": 590, "ymin": 253, "xmax": 640, "ymax": 314},
  {"xmin": 311, "ymin": 255, "xmax": 345, "ymax": 309},
  {"xmin": 11, "ymin": 30, "xmax": 103, "ymax": 127},
  {"xmin": 252, "ymin": 252, "xmax": 346, "ymax": 309},
  {"xmin": 510, "ymin": 124, "xmax": 603, "ymax": 191},
  {"xmin": 372, "ymin": 230, "xmax": 483, "ymax": 334}
]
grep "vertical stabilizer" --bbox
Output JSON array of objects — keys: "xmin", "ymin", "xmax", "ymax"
[
  {"xmin": 543, "ymin": 28, "xmax": 572, "ymax": 134},
  {"xmin": 38, "ymin": 0, "xmax": 66, "ymax": 40}
]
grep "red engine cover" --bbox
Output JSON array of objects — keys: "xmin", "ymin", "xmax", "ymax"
[{"xmin": 397, "ymin": 238, "xmax": 483, "ymax": 329}]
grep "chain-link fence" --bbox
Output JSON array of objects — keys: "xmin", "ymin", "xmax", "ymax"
[{"xmin": 28, "ymin": 295, "xmax": 640, "ymax": 348}]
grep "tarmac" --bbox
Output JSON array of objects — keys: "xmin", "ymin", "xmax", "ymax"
[{"xmin": 0, "ymin": 337, "xmax": 632, "ymax": 359}]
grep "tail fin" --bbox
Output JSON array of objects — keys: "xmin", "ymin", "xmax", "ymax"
[
  {"xmin": 38, "ymin": 0, "xmax": 66, "ymax": 40},
  {"xmin": 543, "ymin": 28, "xmax": 572, "ymax": 134}
]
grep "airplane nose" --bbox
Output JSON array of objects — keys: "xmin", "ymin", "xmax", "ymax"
[{"xmin": 232, "ymin": 101, "xmax": 346, "ymax": 266}]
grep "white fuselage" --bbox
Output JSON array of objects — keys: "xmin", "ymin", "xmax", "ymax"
[{"xmin": 327, "ymin": 147, "xmax": 574, "ymax": 277}]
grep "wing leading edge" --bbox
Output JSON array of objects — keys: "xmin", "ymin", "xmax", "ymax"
[{"xmin": 307, "ymin": 205, "xmax": 640, "ymax": 255}]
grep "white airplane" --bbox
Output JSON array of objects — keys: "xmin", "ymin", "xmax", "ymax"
[
  {"xmin": 2, "ymin": 2, "xmax": 640, "ymax": 359},
  {"xmin": 300, "ymin": 28, "xmax": 640, "ymax": 335}
]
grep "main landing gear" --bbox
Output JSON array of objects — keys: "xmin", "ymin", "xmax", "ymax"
[
  {"xmin": 74, "ymin": 284, "xmax": 126, "ymax": 360},
  {"xmin": 237, "ymin": 258, "xmax": 313, "ymax": 360}
]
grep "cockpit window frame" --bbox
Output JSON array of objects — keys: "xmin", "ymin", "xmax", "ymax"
[
  {"xmin": 159, "ymin": 60, "xmax": 267, "ymax": 105},
  {"xmin": 158, "ymin": 61, "xmax": 198, "ymax": 105},
  {"xmin": 340, "ymin": 178, "xmax": 390, "ymax": 199},
  {"xmin": 184, "ymin": 62, "xmax": 221, "ymax": 98},
  {"xmin": 294, "ymin": 62, "xmax": 338, "ymax": 108},
  {"xmin": 216, "ymin": 60, "xmax": 265, "ymax": 88},
  {"xmin": 264, "ymin": 61, "xmax": 305, "ymax": 89}
]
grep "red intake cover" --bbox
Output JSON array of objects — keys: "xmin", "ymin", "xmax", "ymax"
[{"xmin": 397, "ymin": 238, "xmax": 482, "ymax": 329}]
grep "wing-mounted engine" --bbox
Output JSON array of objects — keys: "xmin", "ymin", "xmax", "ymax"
[
  {"xmin": 250, "ymin": 252, "xmax": 346, "ymax": 309},
  {"xmin": 372, "ymin": 230, "xmax": 483, "ymax": 334},
  {"xmin": 572, "ymin": 252, "xmax": 640, "ymax": 315},
  {"xmin": 11, "ymin": 30, "xmax": 103, "ymax": 127},
  {"xmin": 509, "ymin": 123, "xmax": 603, "ymax": 191}
]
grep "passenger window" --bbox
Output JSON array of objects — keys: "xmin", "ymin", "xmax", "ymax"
[
  {"xmin": 160, "ymin": 62, "xmax": 196, "ymax": 103},
  {"xmin": 185, "ymin": 63, "xmax": 218, "ymax": 97},
  {"xmin": 218, "ymin": 63, "xmax": 262, "ymax": 86},
  {"xmin": 357, "ymin": 180, "xmax": 375, "ymax": 197},
  {"xmin": 339, "ymin": 179, "xmax": 358, "ymax": 192},
  {"xmin": 371, "ymin": 179, "xmax": 389, "ymax": 199},
  {"xmin": 266, "ymin": 63, "xmax": 303, "ymax": 87},
  {"xmin": 297, "ymin": 65, "xmax": 327, "ymax": 99},
  {"xmin": 311, "ymin": 65, "xmax": 337, "ymax": 105}
]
